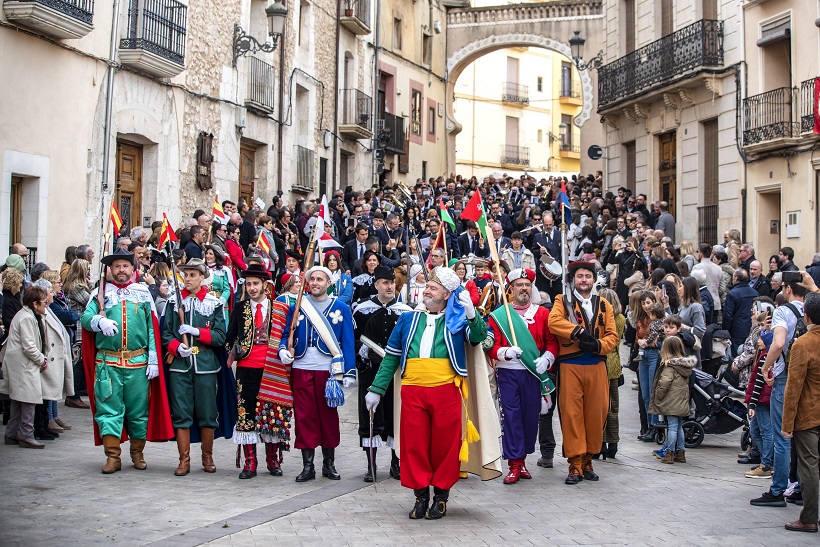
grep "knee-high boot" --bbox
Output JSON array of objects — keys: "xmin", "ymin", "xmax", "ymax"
[{"xmin": 239, "ymin": 444, "xmax": 257, "ymax": 479}]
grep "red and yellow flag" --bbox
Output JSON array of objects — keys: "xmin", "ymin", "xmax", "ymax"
[
  {"xmin": 212, "ymin": 195, "xmax": 226, "ymax": 223},
  {"xmin": 158, "ymin": 213, "xmax": 179, "ymax": 249},
  {"xmin": 257, "ymin": 232, "xmax": 272, "ymax": 254},
  {"xmin": 109, "ymin": 202, "xmax": 124, "ymax": 234}
]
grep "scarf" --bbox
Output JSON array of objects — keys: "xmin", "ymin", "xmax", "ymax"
[{"xmin": 255, "ymin": 292, "xmax": 294, "ymax": 445}]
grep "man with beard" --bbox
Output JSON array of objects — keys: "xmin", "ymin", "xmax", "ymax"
[
  {"xmin": 226, "ymin": 263, "xmax": 294, "ymax": 479},
  {"xmin": 353, "ymin": 266, "xmax": 411, "ymax": 482},
  {"xmin": 364, "ymin": 267, "xmax": 488, "ymax": 520},
  {"xmin": 548, "ymin": 261, "xmax": 618, "ymax": 485},
  {"xmin": 486, "ymin": 268, "xmax": 558, "ymax": 484},
  {"xmin": 279, "ymin": 266, "xmax": 356, "ymax": 482},
  {"xmin": 80, "ymin": 249, "xmax": 172, "ymax": 473},
  {"xmin": 162, "ymin": 258, "xmax": 227, "ymax": 476}
]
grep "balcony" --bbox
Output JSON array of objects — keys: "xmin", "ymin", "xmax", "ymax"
[
  {"xmin": 378, "ymin": 112, "xmax": 406, "ymax": 155},
  {"xmin": 119, "ymin": 0, "xmax": 187, "ymax": 78},
  {"xmin": 245, "ymin": 57, "xmax": 275, "ymax": 114},
  {"xmin": 340, "ymin": 0, "xmax": 370, "ymax": 35},
  {"xmin": 742, "ymin": 87, "xmax": 800, "ymax": 152},
  {"xmin": 800, "ymin": 78, "xmax": 819, "ymax": 135},
  {"xmin": 3, "ymin": 0, "xmax": 94, "ymax": 39},
  {"xmin": 500, "ymin": 144, "xmax": 529, "ymax": 167},
  {"xmin": 502, "ymin": 82, "xmax": 529, "ymax": 106},
  {"xmin": 559, "ymin": 80, "xmax": 582, "ymax": 105},
  {"xmin": 598, "ymin": 19, "xmax": 724, "ymax": 111},
  {"xmin": 558, "ymin": 143, "xmax": 580, "ymax": 159},
  {"xmin": 338, "ymin": 89, "xmax": 373, "ymax": 140},
  {"xmin": 293, "ymin": 145, "xmax": 315, "ymax": 194}
]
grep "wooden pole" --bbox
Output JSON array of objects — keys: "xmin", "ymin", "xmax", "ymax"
[
  {"xmin": 484, "ymin": 225, "xmax": 517, "ymax": 346},
  {"xmin": 287, "ymin": 224, "xmax": 317, "ymax": 353}
]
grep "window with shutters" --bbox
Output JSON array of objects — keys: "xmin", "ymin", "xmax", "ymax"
[
  {"xmin": 624, "ymin": 0, "xmax": 635, "ymax": 54},
  {"xmin": 661, "ymin": 0, "xmax": 673, "ymax": 38},
  {"xmin": 623, "ymin": 141, "xmax": 636, "ymax": 194}
]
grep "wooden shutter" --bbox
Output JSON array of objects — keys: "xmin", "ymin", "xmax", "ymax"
[
  {"xmin": 624, "ymin": 0, "xmax": 636, "ymax": 54},
  {"xmin": 703, "ymin": 120, "xmax": 719, "ymax": 206}
]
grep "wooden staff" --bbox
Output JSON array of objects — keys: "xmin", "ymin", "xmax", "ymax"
[
  {"xmin": 287, "ymin": 224, "xmax": 317, "ymax": 353},
  {"xmin": 96, "ymin": 232, "xmax": 112, "ymax": 315},
  {"xmin": 168, "ymin": 240, "xmax": 190, "ymax": 355},
  {"xmin": 484, "ymin": 224, "xmax": 517, "ymax": 346}
]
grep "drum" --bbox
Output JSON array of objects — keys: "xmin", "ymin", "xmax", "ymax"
[{"xmin": 539, "ymin": 254, "xmax": 563, "ymax": 281}]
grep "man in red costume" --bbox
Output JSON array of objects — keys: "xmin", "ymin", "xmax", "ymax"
[{"xmin": 487, "ymin": 268, "xmax": 558, "ymax": 484}]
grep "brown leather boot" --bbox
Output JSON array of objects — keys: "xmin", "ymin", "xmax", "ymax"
[
  {"xmin": 174, "ymin": 428, "xmax": 191, "ymax": 476},
  {"xmin": 130, "ymin": 438, "xmax": 147, "ymax": 470},
  {"xmin": 201, "ymin": 427, "xmax": 216, "ymax": 473},
  {"xmin": 661, "ymin": 450, "xmax": 675, "ymax": 464},
  {"xmin": 674, "ymin": 450, "xmax": 686, "ymax": 463},
  {"xmin": 102, "ymin": 435, "xmax": 122, "ymax": 474}
]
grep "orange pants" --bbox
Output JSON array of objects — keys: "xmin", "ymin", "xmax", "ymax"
[{"xmin": 558, "ymin": 362, "xmax": 609, "ymax": 459}]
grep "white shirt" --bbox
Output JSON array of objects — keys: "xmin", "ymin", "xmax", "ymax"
[
  {"xmin": 574, "ymin": 290, "xmax": 594, "ymax": 322},
  {"xmin": 419, "ymin": 313, "xmax": 443, "ymax": 358}
]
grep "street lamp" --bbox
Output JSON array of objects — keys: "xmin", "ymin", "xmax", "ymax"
[
  {"xmin": 569, "ymin": 30, "xmax": 603, "ymax": 72},
  {"xmin": 232, "ymin": 1, "xmax": 288, "ymax": 66}
]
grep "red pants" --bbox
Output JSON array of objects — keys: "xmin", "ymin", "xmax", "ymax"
[
  {"xmin": 558, "ymin": 363, "xmax": 609, "ymax": 459},
  {"xmin": 400, "ymin": 383, "xmax": 462, "ymax": 490},
  {"xmin": 292, "ymin": 369, "xmax": 340, "ymax": 449}
]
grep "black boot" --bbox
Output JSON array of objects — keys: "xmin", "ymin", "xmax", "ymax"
[
  {"xmin": 606, "ymin": 443, "xmax": 618, "ymax": 459},
  {"xmin": 389, "ymin": 450, "xmax": 400, "ymax": 480},
  {"xmin": 426, "ymin": 487, "xmax": 449, "ymax": 520},
  {"xmin": 322, "ymin": 447, "xmax": 341, "ymax": 480},
  {"xmin": 409, "ymin": 487, "xmax": 430, "ymax": 519},
  {"xmin": 364, "ymin": 447, "xmax": 377, "ymax": 482},
  {"xmin": 295, "ymin": 448, "xmax": 315, "ymax": 482},
  {"xmin": 593, "ymin": 442, "xmax": 607, "ymax": 460},
  {"xmin": 34, "ymin": 405, "xmax": 56, "ymax": 440}
]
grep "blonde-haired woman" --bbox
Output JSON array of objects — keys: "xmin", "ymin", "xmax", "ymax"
[
  {"xmin": 679, "ymin": 241, "xmax": 697, "ymax": 272},
  {"xmin": 598, "ymin": 288, "xmax": 625, "ymax": 460},
  {"xmin": 63, "ymin": 258, "xmax": 92, "ymax": 409},
  {"xmin": 39, "ymin": 272, "xmax": 77, "ymax": 432},
  {"xmin": 724, "ymin": 229, "xmax": 742, "ymax": 268}
]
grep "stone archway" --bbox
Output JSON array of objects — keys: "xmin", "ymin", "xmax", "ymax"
[{"xmin": 444, "ymin": 1, "xmax": 604, "ymax": 172}]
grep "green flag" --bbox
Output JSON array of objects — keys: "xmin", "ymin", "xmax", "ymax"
[{"xmin": 438, "ymin": 198, "xmax": 456, "ymax": 231}]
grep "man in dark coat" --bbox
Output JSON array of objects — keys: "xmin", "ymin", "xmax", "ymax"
[
  {"xmin": 722, "ymin": 269, "xmax": 759, "ymax": 357},
  {"xmin": 805, "ymin": 253, "xmax": 820, "ymax": 289}
]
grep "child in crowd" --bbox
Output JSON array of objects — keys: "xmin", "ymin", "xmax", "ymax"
[
  {"xmin": 662, "ymin": 314, "xmax": 701, "ymax": 368},
  {"xmin": 648, "ymin": 337, "xmax": 696, "ymax": 463},
  {"xmin": 638, "ymin": 302, "xmax": 666, "ymax": 427},
  {"xmin": 744, "ymin": 328, "xmax": 774, "ymax": 479}
]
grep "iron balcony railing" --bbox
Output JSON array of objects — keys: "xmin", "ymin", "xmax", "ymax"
[
  {"xmin": 697, "ymin": 205, "xmax": 718, "ymax": 247},
  {"xmin": 500, "ymin": 145, "xmax": 529, "ymax": 166},
  {"xmin": 341, "ymin": 0, "xmax": 370, "ymax": 28},
  {"xmin": 339, "ymin": 89, "xmax": 372, "ymax": 131},
  {"xmin": 379, "ymin": 112, "xmax": 406, "ymax": 154},
  {"xmin": 120, "ymin": 0, "xmax": 187, "ymax": 66},
  {"xmin": 21, "ymin": 0, "xmax": 95, "ymax": 25},
  {"xmin": 294, "ymin": 146, "xmax": 315, "ymax": 192},
  {"xmin": 560, "ymin": 79, "xmax": 581, "ymax": 99},
  {"xmin": 560, "ymin": 143, "xmax": 581, "ymax": 153},
  {"xmin": 502, "ymin": 82, "xmax": 529, "ymax": 104},
  {"xmin": 598, "ymin": 19, "xmax": 724, "ymax": 109},
  {"xmin": 245, "ymin": 57, "xmax": 275, "ymax": 112},
  {"xmin": 742, "ymin": 87, "xmax": 799, "ymax": 146},
  {"xmin": 800, "ymin": 78, "xmax": 818, "ymax": 134}
]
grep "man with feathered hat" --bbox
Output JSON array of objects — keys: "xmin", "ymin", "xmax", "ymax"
[
  {"xmin": 365, "ymin": 266, "xmax": 497, "ymax": 520},
  {"xmin": 548, "ymin": 261, "xmax": 618, "ymax": 485},
  {"xmin": 486, "ymin": 268, "xmax": 559, "ymax": 484}
]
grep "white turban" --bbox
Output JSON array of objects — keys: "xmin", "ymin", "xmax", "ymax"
[{"xmin": 429, "ymin": 266, "xmax": 460, "ymax": 292}]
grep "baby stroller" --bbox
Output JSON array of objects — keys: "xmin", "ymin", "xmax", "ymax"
[{"xmin": 653, "ymin": 369, "xmax": 749, "ymax": 449}]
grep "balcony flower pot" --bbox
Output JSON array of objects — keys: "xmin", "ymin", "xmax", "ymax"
[{"xmin": 344, "ymin": 8, "xmax": 353, "ymax": 16}]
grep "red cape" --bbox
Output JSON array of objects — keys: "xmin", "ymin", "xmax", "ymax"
[{"xmin": 82, "ymin": 311, "xmax": 174, "ymax": 446}]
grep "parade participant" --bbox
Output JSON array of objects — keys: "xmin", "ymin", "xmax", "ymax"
[
  {"xmin": 324, "ymin": 250, "xmax": 353, "ymax": 305},
  {"xmin": 472, "ymin": 259, "xmax": 492, "ymax": 291},
  {"xmin": 276, "ymin": 250, "xmax": 302, "ymax": 292},
  {"xmin": 352, "ymin": 250, "xmax": 381, "ymax": 304},
  {"xmin": 364, "ymin": 267, "xmax": 494, "ymax": 520},
  {"xmin": 80, "ymin": 249, "xmax": 172, "ymax": 473},
  {"xmin": 352, "ymin": 266, "xmax": 411, "ymax": 481},
  {"xmin": 451, "ymin": 259, "xmax": 480, "ymax": 305},
  {"xmin": 404, "ymin": 264, "xmax": 426, "ymax": 307},
  {"xmin": 204, "ymin": 244, "xmax": 234, "ymax": 323},
  {"xmin": 486, "ymin": 268, "xmax": 558, "ymax": 484},
  {"xmin": 279, "ymin": 266, "xmax": 356, "ymax": 482},
  {"xmin": 276, "ymin": 272, "xmax": 302, "ymax": 307},
  {"xmin": 162, "ymin": 258, "xmax": 227, "ymax": 476},
  {"xmin": 225, "ymin": 263, "xmax": 293, "ymax": 479},
  {"xmin": 548, "ymin": 261, "xmax": 618, "ymax": 485}
]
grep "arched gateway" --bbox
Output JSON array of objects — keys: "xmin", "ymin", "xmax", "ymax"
[{"xmin": 444, "ymin": 1, "xmax": 604, "ymax": 172}]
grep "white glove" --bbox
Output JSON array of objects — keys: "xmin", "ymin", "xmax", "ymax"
[
  {"xmin": 534, "ymin": 351, "xmax": 555, "ymax": 375},
  {"xmin": 177, "ymin": 344, "xmax": 193, "ymax": 358},
  {"xmin": 365, "ymin": 391, "xmax": 381, "ymax": 412},
  {"xmin": 343, "ymin": 376, "xmax": 355, "ymax": 388},
  {"xmin": 458, "ymin": 290, "xmax": 476, "ymax": 320},
  {"xmin": 540, "ymin": 394, "xmax": 552, "ymax": 415},
  {"xmin": 279, "ymin": 349, "xmax": 294, "ymax": 364},
  {"xmin": 504, "ymin": 346, "xmax": 523, "ymax": 360},
  {"xmin": 358, "ymin": 344, "xmax": 370, "ymax": 361},
  {"xmin": 98, "ymin": 317, "xmax": 119, "ymax": 337},
  {"xmin": 179, "ymin": 324, "xmax": 200, "ymax": 337},
  {"xmin": 145, "ymin": 364, "xmax": 159, "ymax": 380}
]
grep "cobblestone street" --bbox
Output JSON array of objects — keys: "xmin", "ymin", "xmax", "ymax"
[{"xmin": 1, "ymin": 359, "xmax": 817, "ymax": 546}]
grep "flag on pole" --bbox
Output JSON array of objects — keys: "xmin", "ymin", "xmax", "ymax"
[
  {"xmin": 317, "ymin": 231, "xmax": 343, "ymax": 249},
  {"xmin": 426, "ymin": 223, "xmax": 446, "ymax": 269},
  {"xmin": 554, "ymin": 184, "xmax": 572, "ymax": 226},
  {"xmin": 438, "ymin": 198, "xmax": 456, "ymax": 231},
  {"xmin": 314, "ymin": 195, "xmax": 332, "ymax": 236},
  {"xmin": 212, "ymin": 195, "xmax": 227, "ymax": 224},
  {"xmin": 158, "ymin": 213, "xmax": 179, "ymax": 249},
  {"xmin": 460, "ymin": 190, "xmax": 488, "ymax": 235},
  {"xmin": 109, "ymin": 202, "xmax": 124, "ymax": 235}
]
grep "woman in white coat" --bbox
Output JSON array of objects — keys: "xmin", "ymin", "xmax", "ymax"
[
  {"xmin": 0, "ymin": 285, "xmax": 50, "ymax": 448},
  {"xmin": 35, "ymin": 277, "xmax": 74, "ymax": 435}
]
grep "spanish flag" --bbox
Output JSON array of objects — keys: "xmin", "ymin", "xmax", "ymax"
[
  {"xmin": 158, "ymin": 213, "xmax": 179, "ymax": 249},
  {"xmin": 109, "ymin": 202, "xmax": 124, "ymax": 235},
  {"xmin": 212, "ymin": 195, "xmax": 227, "ymax": 224},
  {"xmin": 257, "ymin": 232, "xmax": 272, "ymax": 254}
]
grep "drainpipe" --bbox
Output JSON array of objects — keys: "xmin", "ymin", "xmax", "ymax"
[
  {"xmin": 738, "ymin": 1, "xmax": 747, "ymax": 242},
  {"xmin": 371, "ymin": 0, "xmax": 381, "ymax": 188},
  {"xmin": 332, "ymin": 0, "xmax": 341, "ymax": 194},
  {"xmin": 277, "ymin": 20, "xmax": 286, "ymax": 196},
  {"xmin": 100, "ymin": 0, "xmax": 121, "ymax": 227}
]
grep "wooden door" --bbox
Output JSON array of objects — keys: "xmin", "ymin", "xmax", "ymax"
[
  {"xmin": 239, "ymin": 142, "xmax": 256, "ymax": 205},
  {"xmin": 116, "ymin": 141, "xmax": 143, "ymax": 233},
  {"xmin": 658, "ymin": 132, "xmax": 677, "ymax": 218},
  {"xmin": 10, "ymin": 176, "xmax": 22, "ymax": 245}
]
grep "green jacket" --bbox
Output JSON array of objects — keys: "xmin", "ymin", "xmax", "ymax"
[
  {"xmin": 162, "ymin": 291, "xmax": 226, "ymax": 373},
  {"xmin": 648, "ymin": 356, "xmax": 696, "ymax": 417}
]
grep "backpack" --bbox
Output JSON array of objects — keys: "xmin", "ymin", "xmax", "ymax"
[{"xmin": 783, "ymin": 303, "xmax": 808, "ymax": 369}]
